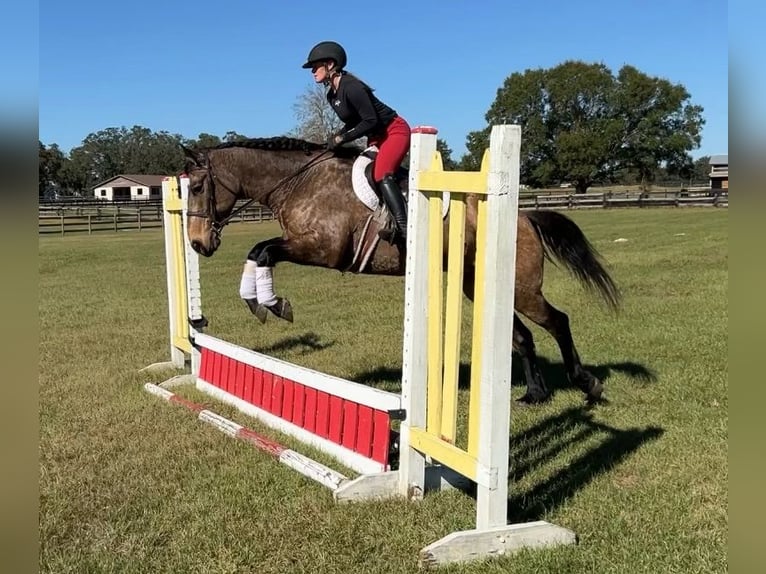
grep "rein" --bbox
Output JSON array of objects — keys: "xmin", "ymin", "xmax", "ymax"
[{"xmin": 188, "ymin": 148, "xmax": 334, "ymax": 231}]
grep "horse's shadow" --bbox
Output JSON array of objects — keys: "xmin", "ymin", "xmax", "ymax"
[
  {"xmin": 354, "ymin": 355, "xmax": 658, "ymax": 396},
  {"xmin": 250, "ymin": 332, "xmax": 335, "ymax": 355},
  {"xmin": 355, "ymin": 363, "xmax": 663, "ymax": 522}
]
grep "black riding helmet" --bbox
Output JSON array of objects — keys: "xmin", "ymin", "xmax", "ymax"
[{"xmin": 302, "ymin": 41, "xmax": 347, "ymax": 70}]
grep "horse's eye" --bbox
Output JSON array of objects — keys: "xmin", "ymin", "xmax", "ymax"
[{"xmin": 189, "ymin": 178, "xmax": 206, "ymax": 195}]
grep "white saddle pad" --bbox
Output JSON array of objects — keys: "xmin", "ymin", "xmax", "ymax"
[{"xmin": 351, "ymin": 146, "xmax": 450, "ymax": 219}]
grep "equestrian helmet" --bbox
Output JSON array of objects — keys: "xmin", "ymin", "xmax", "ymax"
[{"xmin": 302, "ymin": 41, "xmax": 347, "ymax": 69}]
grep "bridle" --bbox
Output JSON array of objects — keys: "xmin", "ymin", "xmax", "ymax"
[{"xmin": 185, "ymin": 147, "xmax": 334, "ymax": 234}]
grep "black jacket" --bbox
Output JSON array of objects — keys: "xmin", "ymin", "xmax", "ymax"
[{"xmin": 327, "ymin": 73, "xmax": 397, "ymax": 143}]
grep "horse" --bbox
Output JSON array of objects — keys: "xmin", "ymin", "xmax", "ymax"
[{"xmin": 180, "ymin": 136, "xmax": 621, "ymax": 404}]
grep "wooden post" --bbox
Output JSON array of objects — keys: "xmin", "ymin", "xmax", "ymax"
[
  {"xmin": 398, "ymin": 126, "xmax": 438, "ymax": 501},
  {"xmin": 399, "ymin": 125, "xmax": 577, "ymax": 567}
]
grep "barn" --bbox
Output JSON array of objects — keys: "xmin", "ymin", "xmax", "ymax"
[
  {"xmin": 708, "ymin": 155, "xmax": 728, "ymax": 191},
  {"xmin": 92, "ymin": 174, "xmax": 167, "ymax": 201}
]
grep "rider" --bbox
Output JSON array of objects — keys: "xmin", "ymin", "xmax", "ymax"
[{"xmin": 302, "ymin": 40, "xmax": 411, "ymax": 242}]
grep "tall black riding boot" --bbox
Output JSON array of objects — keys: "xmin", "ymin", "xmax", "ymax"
[{"xmin": 377, "ymin": 174, "xmax": 408, "ymax": 242}]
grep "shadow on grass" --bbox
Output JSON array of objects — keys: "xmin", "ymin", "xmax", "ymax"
[
  {"xmin": 355, "ymin": 361, "xmax": 662, "ymax": 522},
  {"xmin": 250, "ymin": 332, "xmax": 335, "ymax": 355},
  {"xmin": 508, "ymin": 355, "xmax": 658, "ymax": 396},
  {"xmin": 353, "ymin": 354, "xmax": 657, "ymax": 397},
  {"xmin": 505, "ymin": 407, "xmax": 664, "ymax": 522}
]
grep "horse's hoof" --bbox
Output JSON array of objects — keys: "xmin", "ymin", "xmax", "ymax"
[
  {"xmin": 267, "ymin": 298, "xmax": 294, "ymax": 323},
  {"xmin": 243, "ymin": 298, "xmax": 268, "ymax": 324},
  {"xmin": 585, "ymin": 378, "xmax": 604, "ymax": 404}
]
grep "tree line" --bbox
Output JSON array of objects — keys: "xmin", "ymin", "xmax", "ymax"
[{"xmin": 40, "ymin": 60, "xmax": 713, "ymax": 199}]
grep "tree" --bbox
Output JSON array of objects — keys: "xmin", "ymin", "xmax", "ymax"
[
  {"xmin": 291, "ymin": 83, "xmax": 343, "ymax": 143},
  {"xmin": 436, "ymin": 139, "xmax": 458, "ymax": 170},
  {"xmin": 692, "ymin": 155, "xmax": 711, "ymax": 182},
  {"xmin": 63, "ymin": 126, "xmax": 187, "ymax": 191},
  {"xmin": 192, "ymin": 132, "xmax": 222, "ymax": 148},
  {"xmin": 223, "ymin": 130, "xmax": 248, "ymax": 143},
  {"xmin": 39, "ymin": 141, "xmax": 65, "ymax": 197},
  {"xmin": 463, "ymin": 61, "xmax": 704, "ymax": 193},
  {"xmin": 58, "ymin": 150, "xmax": 90, "ymax": 195}
]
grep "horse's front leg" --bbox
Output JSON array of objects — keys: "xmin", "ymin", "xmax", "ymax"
[{"xmin": 239, "ymin": 237, "xmax": 293, "ymax": 323}]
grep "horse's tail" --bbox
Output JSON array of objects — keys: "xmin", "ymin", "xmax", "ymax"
[{"xmin": 525, "ymin": 210, "xmax": 621, "ymax": 310}]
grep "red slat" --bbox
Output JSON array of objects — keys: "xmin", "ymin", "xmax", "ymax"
[
  {"xmin": 328, "ymin": 396, "xmax": 344, "ymax": 443},
  {"xmin": 199, "ymin": 348, "xmax": 211, "ymax": 381},
  {"xmin": 341, "ymin": 402, "xmax": 359, "ymax": 451},
  {"xmin": 292, "ymin": 383, "xmax": 306, "ymax": 426},
  {"xmin": 224, "ymin": 356, "xmax": 236, "ymax": 394},
  {"xmin": 271, "ymin": 375, "xmax": 284, "ymax": 415},
  {"xmin": 212, "ymin": 351, "xmax": 223, "ymax": 388},
  {"xmin": 234, "ymin": 360, "xmax": 246, "ymax": 399},
  {"xmin": 281, "ymin": 380, "xmax": 295, "ymax": 420},
  {"xmin": 371, "ymin": 410, "xmax": 392, "ymax": 466},
  {"xmin": 303, "ymin": 388, "xmax": 317, "ymax": 433},
  {"xmin": 261, "ymin": 371, "xmax": 273, "ymax": 412},
  {"xmin": 252, "ymin": 368, "xmax": 264, "ymax": 408},
  {"xmin": 355, "ymin": 405, "xmax": 374, "ymax": 458},
  {"xmin": 243, "ymin": 365, "xmax": 255, "ymax": 404},
  {"xmin": 315, "ymin": 391, "xmax": 330, "ymax": 439}
]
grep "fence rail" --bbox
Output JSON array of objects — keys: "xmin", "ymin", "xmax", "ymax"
[
  {"xmin": 39, "ymin": 190, "xmax": 727, "ymax": 236},
  {"xmin": 519, "ymin": 190, "xmax": 728, "ymax": 210},
  {"xmin": 39, "ymin": 203, "xmax": 275, "ymax": 236}
]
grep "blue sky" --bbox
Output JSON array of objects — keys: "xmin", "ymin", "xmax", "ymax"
[{"xmin": 37, "ymin": 0, "xmax": 728, "ymax": 159}]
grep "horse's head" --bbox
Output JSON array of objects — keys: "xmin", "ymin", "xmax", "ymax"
[{"xmin": 182, "ymin": 145, "xmax": 240, "ymax": 257}]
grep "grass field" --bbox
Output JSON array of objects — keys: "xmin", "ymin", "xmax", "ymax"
[{"xmin": 39, "ymin": 208, "xmax": 727, "ymax": 573}]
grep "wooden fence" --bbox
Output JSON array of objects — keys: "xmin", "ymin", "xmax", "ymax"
[
  {"xmin": 518, "ymin": 189, "xmax": 728, "ymax": 210},
  {"xmin": 39, "ymin": 202, "xmax": 275, "ymax": 236},
  {"xmin": 39, "ymin": 190, "xmax": 727, "ymax": 236}
]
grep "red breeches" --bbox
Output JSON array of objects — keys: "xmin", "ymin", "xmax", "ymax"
[{"xmin": 367, "ymin": 116, "xmax": 411, "ymax": 182}]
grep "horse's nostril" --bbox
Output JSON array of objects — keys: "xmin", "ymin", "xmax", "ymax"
[{"xmin": 191, "ymin": 240, "xmax": 202, "ymax": 253}]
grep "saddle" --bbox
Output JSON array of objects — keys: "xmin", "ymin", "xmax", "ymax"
[{"xmin": 346, "ymin": 146, "xmax": 408, "ymax": 273}]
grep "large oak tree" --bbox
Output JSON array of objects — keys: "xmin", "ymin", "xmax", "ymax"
[{"xmin": 461, "ymin": 61, "xmax": 704, "ymax": 192}]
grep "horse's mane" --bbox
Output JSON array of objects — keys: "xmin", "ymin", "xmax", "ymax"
[{"xmin": 210, "ymin": 136, "xmax": 361, "ymax": 160}]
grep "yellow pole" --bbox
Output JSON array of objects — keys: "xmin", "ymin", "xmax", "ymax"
[
  {"xmin": 425, "ymin": 152, "xmax": 445, "ymax": 435},
  {"xmin": 439, "ymin": 194, "xmax": 466, "ymax": 443}
]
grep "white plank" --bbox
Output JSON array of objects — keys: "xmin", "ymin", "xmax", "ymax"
[
  {"xmin": 333, "ymin": 470, "xmax": 399, "ymax": 503},
  {"xmin": 278, "ymin": 449, "xmax": 349, "ymax": 491},
  {"xmin": 475, "ymin": 125, "xmax": 520, "ymax": 529},
  {"xmin": 419, "ymin": 521, "xmax": 577, "ymax": 568},
  {"xmin": 398, "ymin": 128, "xmax": 439, "ymax": 501}
]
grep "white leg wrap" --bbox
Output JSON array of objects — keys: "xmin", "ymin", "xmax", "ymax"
[
  {"xmin": 239, "ymin": 260, "xmax": 259, "ymax": 299},
  {"xmin": 255, "ymin": 266, "xmax": 277, "ymax": 307}
]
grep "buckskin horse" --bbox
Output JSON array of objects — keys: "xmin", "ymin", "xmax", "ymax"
[{"xmin": 181, "ymin": 136, "xmax": 620, "ymax": 404}]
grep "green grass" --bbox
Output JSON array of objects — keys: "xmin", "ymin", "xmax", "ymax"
[{"xmin": 39, "ymin": 208, "xmax": 727, "ymax": 573}]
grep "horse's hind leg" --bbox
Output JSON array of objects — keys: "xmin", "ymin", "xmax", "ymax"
[
  {"xmin": 240, "ymin": 237, "xmax": 293, "ymax": 323},
  {"xmin": 463, "ymin": 263, "xmax": 549, "ymax": 404},
  {"xmin": 513, "ymin": 314, "xmax": 551, "ymax": 404},
  {"xmin": 517, "ymin": 292, "xmax": 603, "ymax": 404}
]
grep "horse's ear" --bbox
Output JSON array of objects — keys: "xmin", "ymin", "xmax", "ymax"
[{"xmin": 181, "ymin": 144, "xmax": 206, "ymax": 168}]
